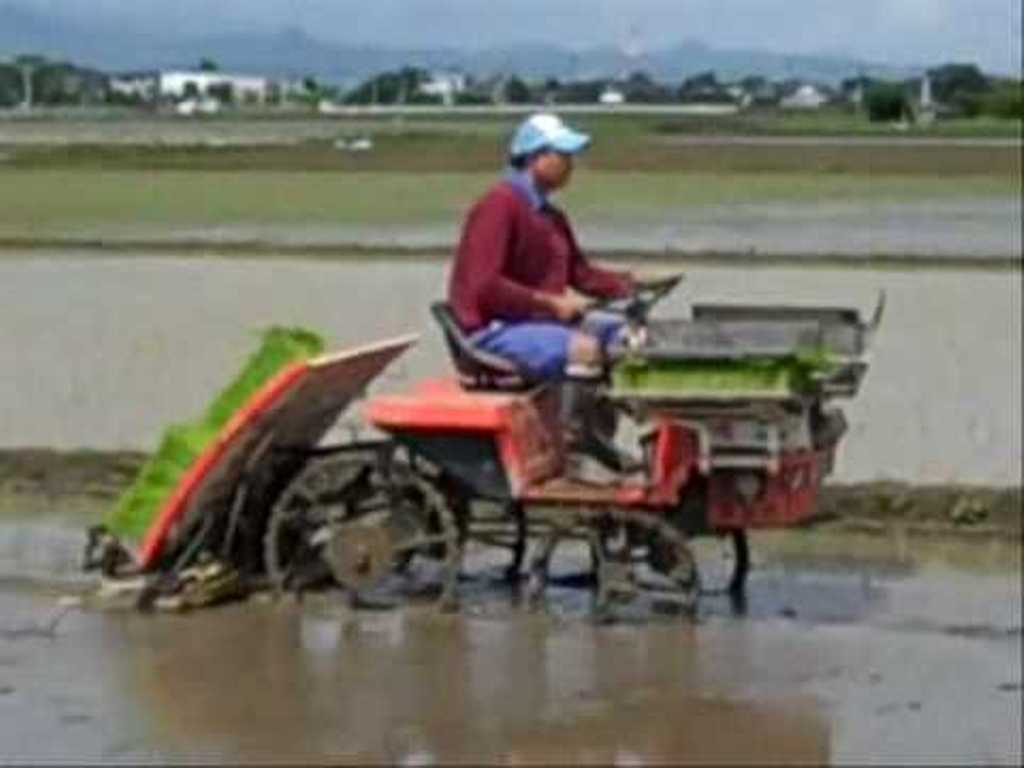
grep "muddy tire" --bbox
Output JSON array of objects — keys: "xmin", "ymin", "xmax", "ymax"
[
  {"xmin": 263, "ymin": 447, "xmax": 386, "ymax": 594},
  {"xmin": 728, "ymin": 530, "xmax": 750, "ymax": 595},
  {"xmin": 528, "ymin": 508, "xmax": 700, "ymax": 619},
  {"xmin": 669, "ymin": 481, "xmax": 750, "ymax": 598},
  {"xmin": 264, "ymin": 449, "xmax": 461, "ymax": 608},
  {"xmin": 682, "ymin": 529, "xmax": 750, "ymax": 598}
]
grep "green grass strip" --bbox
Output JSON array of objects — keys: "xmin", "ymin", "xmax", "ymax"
[{"xmin": 105, "ymin": 326, "xmax": 325, "ymax": 541}]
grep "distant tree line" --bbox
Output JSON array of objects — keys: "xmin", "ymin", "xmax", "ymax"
[
  {"xmin": 0, "ymin": 54, "xmax": 1019, "ymax": 122},
  {"xmin": 344, "ymin": 67, "xmax": 438, "ymax": 105},
  {"xmin": 345, "ymin": 68, "xmax": 745, "ymax": 106},
  {"xmin": 859, "ymin": 63, "xmax": 1022, "ymax": 122},
  {"xmin": 343, "ymin": 63, "xmax": 1020, "ymax": 121},
  {"xmin": 0, "ymin": 55, "xmax": 107, "ymax": 107}
]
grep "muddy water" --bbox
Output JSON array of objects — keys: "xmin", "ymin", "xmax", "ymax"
[
  {"xmin": 1, "ymin": 254, "xmax": 1019, "ymax": 484},
  {"xmin": 1, "ymin": 532, "xmax": 1020, "ymax": 764}
]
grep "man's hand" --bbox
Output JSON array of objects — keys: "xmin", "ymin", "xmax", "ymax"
[{"xmin": 546, "ymin": 292, "xmax": 592, "ymax": 323}]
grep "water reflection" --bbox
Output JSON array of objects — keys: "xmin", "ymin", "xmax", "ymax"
[{"xmin": 115, "ymin": 602, "xmax": 829, "ymax": 763}]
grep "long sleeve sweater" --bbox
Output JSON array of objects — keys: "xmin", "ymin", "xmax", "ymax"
[{"xmin": 448, "ymin": 180, "xmax": 633, "ymax": 332}]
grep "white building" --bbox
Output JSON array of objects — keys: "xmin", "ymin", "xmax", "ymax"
[
  {"xmin": 175, "ymin": 97, "xmax": 221, "ymax": 116},
  {"xmin": 725, "ymin": 84, "xmax": 754, "ymax": 108},
  {"xmin": 780, "ymin": 83, "xmax": 829, "ymax": 110},
  {"xmin": 109, "ymin": 71, "xmax": 159, "ymax": 101},
  {"xmin": 599, "ymin": 87, "xmax": 625, "ymax": 105},
  {"xmin": 418, "ymin": 71, "xmax": 468, "ymax": 105},
  {"xmin": 158, "ymin": 71, "xmax": 270, "ymax": 104}
]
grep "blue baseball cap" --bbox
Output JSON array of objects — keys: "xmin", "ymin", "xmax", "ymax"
[{"xmin": 509, "ymin": 113, "xmax": 591, "ymax": 159}]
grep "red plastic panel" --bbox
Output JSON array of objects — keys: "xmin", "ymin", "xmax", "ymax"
[
  {"xmin": 707, "ymin": 450, "xmax": 825, "ymax": 530},
  {"xmin": 137, "ymin": 362, "xmax": 308, "ymax": 567},
  {"xmin": 367, "ymin": 379, "xmax": 564, "ymax": 494},
  {"xmin": 646, "ymin": 420, "xmax": 700, "ymax": 506},
  {"xmin": 365, "ymin": 377, "xmax": 523, "ymax": 431},
  {"xmin": 137, "ymin": 336, "xmax": 417, "ymax": 569},
  {"xmin": 494, "ymin": 388, "xmax": 562, "ymax": 494}
]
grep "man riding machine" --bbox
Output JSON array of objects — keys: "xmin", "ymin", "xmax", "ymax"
[{"xmin": 266, "ymin": 114, "xmax": 876, "ymax": 617}]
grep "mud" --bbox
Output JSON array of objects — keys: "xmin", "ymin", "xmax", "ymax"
[
  {"xmin": 1, "ymin": 449, "xmax": 1019, "ymax": 537},
  {"xmin": 815, "ymin": 483, "xmax": 1023, "ymax": 537},
  {"xmin": 0, "ymin": 451, "xmax": 1020, "ymax": 763},
  {"xmin": 0, "ymin": 524, "xmax": 1020, "ymax": 764},
  {"xmin": 0, "ymin": 587, "xmax": 832, "ymax": 764},
  {"xmin": 0, "ymin": 449, "xmax": 145, "ymax": 501}
]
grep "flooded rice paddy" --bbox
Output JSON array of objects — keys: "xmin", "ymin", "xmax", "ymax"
[
  {"xmin": 0, "ymin": 253, "xmax": 1019, "ymax": 484},
  {"xmin": 0, "ymin": 251, "xmax": 1020, "ymax": 763},
  {"xmin": 0, "ymin": 528, "xmax": 1020, "ymax": 764},
  {"xmin": 1, "ymin": 115, "xmax": 1020, "ymax": 762}
]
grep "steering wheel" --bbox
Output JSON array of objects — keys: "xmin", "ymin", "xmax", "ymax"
[{"xmin": 589, "ymin": 271, "xmax": 684, "ymax": 325}]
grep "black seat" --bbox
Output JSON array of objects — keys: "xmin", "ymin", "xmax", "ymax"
[{"xmin": 430, "ymin": 302, "xmax": 532, "ymax": 391}]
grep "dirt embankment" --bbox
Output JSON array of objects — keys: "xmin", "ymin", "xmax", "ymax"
[
  {"xmin": 816, "ymin": 483, "xmax": 1021, "ymax": 537},
  {"xmin": 0, "ymin": 449, "xmax": 146, "ymax": 503},
  {"xmin": 2, "ymin": 449, "xmax": 1019, "ymax": 537},
  {"xmin": 5, "ymin": 132, "xmax": 1020, "ymax": 175}
]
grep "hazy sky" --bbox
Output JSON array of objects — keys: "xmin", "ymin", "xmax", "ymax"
[{"xmin": 16, "ymin": 0, "xmax": 1024, "ymax": 72}]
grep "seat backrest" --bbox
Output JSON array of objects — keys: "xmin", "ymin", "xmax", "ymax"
[{"xmin": 430, "ymin": 302, "xmax": 531, "ymax": 391}]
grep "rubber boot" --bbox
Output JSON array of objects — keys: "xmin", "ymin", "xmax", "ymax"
[{"xmin": 560, "ymin": 380, "xmax": 635, "ymax": 483}]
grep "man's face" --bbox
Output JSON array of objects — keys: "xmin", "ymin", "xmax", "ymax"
[{"xmin": 530, "ymin": 150, "xmax": 574, "ymax": 192}]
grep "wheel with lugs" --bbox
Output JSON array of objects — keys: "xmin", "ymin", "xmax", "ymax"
[{"xmin": 264, "ymin": 449, "xmax": 461, "ymax": 608}]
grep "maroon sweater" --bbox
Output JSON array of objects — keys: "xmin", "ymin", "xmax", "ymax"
[{"xmin": 448, "ymin": 180, "xmax": 633, "ymax": 332}]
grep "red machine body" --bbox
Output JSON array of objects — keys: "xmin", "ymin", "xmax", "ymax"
[{"xmin": 366, "ymin": 376, "xmax": 829, "ymax": 531}]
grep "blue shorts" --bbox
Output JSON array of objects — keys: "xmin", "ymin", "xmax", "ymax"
[{"xmin": 470, "ymin": 312, "xmax": 624, "ymax": 379}]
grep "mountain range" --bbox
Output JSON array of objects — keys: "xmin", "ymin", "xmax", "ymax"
[{"xmin": 0, "ymin": 2, "xmax": 915, "ymax": 84}]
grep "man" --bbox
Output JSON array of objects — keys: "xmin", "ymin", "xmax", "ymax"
[{"xmin": 448, "ymin": 112, "xmax": 636, "ymax": 380}]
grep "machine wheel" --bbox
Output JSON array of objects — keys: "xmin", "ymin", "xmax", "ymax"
[
  {"xmin": 683, "ymin": 529, "xmax": 750, "ymax": 599},
  {"xmin": 328, "ymin": 469, "xmax": 461, "ymax": 608},
  {"xmin": 668, "ymin": 481, "xmax": 750, "ymax": 599},
  {"xmin": 264, "ymin": 449, "xmax": 461, "ymax": 608},
  {"xmin": 528, "ymin": 507, "xmax": 700, "ymax": 619},
  {"xmin": 728, "ymin": 529, "xmax": 750, "ymax": 595},
  {"xmin": 264, "ymin": 449, "xmax": 380, "ymax": 593},
  {"xmin": 506, "ymin": 501, "xmax": 528, "ymax": 582}
]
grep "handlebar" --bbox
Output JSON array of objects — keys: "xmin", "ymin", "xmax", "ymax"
[{"xmin": 588, "ymin": 271, "xmax": 684, "ymax": 325}]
